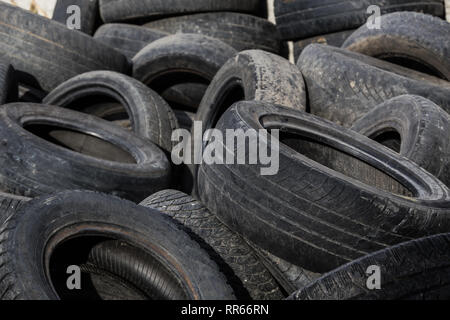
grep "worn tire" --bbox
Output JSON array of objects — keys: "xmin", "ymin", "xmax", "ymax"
[
  {"xmin": 254, "ymin": 249, "xmax": 321, "ymax": 294},
  {"xmin": 99, "ymin": 0, "xmax": 262, "ymax": 23},
  {"xmin": 0, "ymin": 190, "xmax": 235, "ymax": 300},
  {"xmin": 0, "ymin": 191, "xmax": 30, "ymax": 226},
  {"xmin": 275, "ymin": 0, "xmax": 444, "ymax": 40},
  {"xmin": 342, "ymin": 12, "xmax": 450, "ymax": 80},
  {"xmin": 0, "ymin": 3, "xmax": 129, "ymax": 93},
  {"xmin": 289, "ymin": 233, "xmax": 450, "ymax": 300},
  {"xmin": 197, "ymin": 50, "xmax": 307, "ymax": 136},
  {"xmin": 43, "ymin": 71, "xmax": 178, "ymax": 153},
  {"xmin": 351, "ymin": 95, "xmax": 450, "ymax": 187},
  {"xmin": 297, "ymin": 44, "xmax": 450, "ymax": 127},
  {"xmin": 293, "ymin": 30, "xmax": 355, "ymax": 61},
  {"xmin": 0, "ymin": 103, "xmax": 170, "ymax": 202},
  {"xmin": 140, "ymin": 189, "xmax": 285, "ymax": 300},
  {"xmin": 93, "ymin": 24, "xmax": 168, "ymax": 59},
  {"xmin": 198, "ymin": 101, "xmax": 450, "ymax": 273},
  {"xmin": 53, "ymin": 0, "xmax": 100, "ymax": 35},
  {"xmin": 0, "ymin": 62, "xmax": 17, "ymax": 104},
  {"xmin": 144, "ymin": 12, "xmax": 281, "ymax": 54}
]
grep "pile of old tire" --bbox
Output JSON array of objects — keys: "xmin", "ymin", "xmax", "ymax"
[
  {"xmin": 0, "ymin": 0, "xmax": 449, "ymax": 301},
  {"xmin": 274, "ymin": 0, "xmax": 446, "ymax": 60}
]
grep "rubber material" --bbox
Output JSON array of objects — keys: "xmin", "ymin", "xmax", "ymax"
[
  {"xmin": 297, "ymin": 44, "xmax": 450, "ymax": 127},
  {"xmin": 140, "ymin": 189, "xmax": 285, "ymax": 300},
  {"xmin": 352, "ymin": 95, "xmax": 450, "ymax": 188},
  {"xmin": 43, "ymin": 70, "xmax": 178, "ymax": 153},
  {"xmin": 53, "ymin": 0, "xmax": 100, "ymax": 35},
  {"xmin": 198, "ymin": 101, "xmax": 450, "ymax": 273},
  {"xmin": 342, "ymin": 12, "xmax": 450, "ymax": 80},
  {"xmin": 275, "ymin": 0, "xmax": 444, "ymax": 40},
  {"xmin": 0, "ymin": 103, "xmax": 170, "ymax": 202},
  {"xmin": 144, "ymin": 12, "xmax": 281, "ymax": 54},
  {"xmin": 289, "ymin": 233, "xmax": 450, "ymax": 300},
  {"xmin": 99, "ymin": 0, "xmax": 262, "ymax": 23},
  {"xmin": 0, "ymin": 2, "xmax": 130, "ymax": 92},
  {"xmin": 0, "ymin": 190, "xmax": 235, "ymax": 300}
]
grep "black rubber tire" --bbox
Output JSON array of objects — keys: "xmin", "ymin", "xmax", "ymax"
[
  {"xmin": 133, "ymin": 34, "xmax": 236, "ymax": 91},
  {"xmin": 0, "ymin": 62, "xmax": 17, "ymax": 104},
  {"xmin": 288, "ymin": 233, "xmax": 450, "ymax": 300},
  {"xmin": 0, "ymin": 103, "xmax": 170, "ymax": 202},
  {"xmin": 254, "ymin": 249, "xmax": 321, "ymax": 294},
  {"xmin": 198, "ymin": 101, "xmax": 450, "ymax": 273},
  {"xmin": 297, "ymin": 44, "xmax": 450, "ymax": 127},
  {"xmin": 342, "ymin": 12, "xmax": 450, "ymax": 80},
  {"xmin": 93, "ymin": 24, "xmax": 168, "ymax": 59},
  {"xmin": 99, "ymin": 0, "xmax": 262, "ymax": 23},
  {"xmin": 197, "ymin": 50, "xmax": 307, "ymax": 136},
  {"xmin": 140, "ymin": 189, "xmax": 285, "ymax": 300},
  {"xmin": 161, "ymin": 83, "xmax": 208, "ymax": 112},
  {"xmin": 0, "ymin": 191, "xmax": 30, "ymax": 226},
  {"xmin": 0, "ymin": 3, "xmax": 130, "ymax": 93},
  {"xmin": 0, "ymin": 190, "xmax": 235, "ymax": 300},
  {"xmin": 52, "ymin": 0, "xmax": 100, "ymax": 35},
  {"xmin": 18, "ymin": 85, "xmax": 46, "ymax": 103},
  {"xmin": 293, "ymin": 30, "xmax": 356, "ymax": 61},
  {"xmin": 43, "ymin": 70, "xmax": 178, "ymax": 153},
  {"xmin": 351, "ymin": 95, "xmax": 450, "ymax": 187},
  {"xmin": 275, "ymin": 0, "xmax": 445, "ymax": 40},
  {"xmin": 174, "ymin": 110, "xmax": 195, "ymax": 131},
  {"xmin": 144, "ymin": 12, "xmax": 281, "ymax": 54},
  {"xmin": 85, "ymin": 240, "xmax": 193, "ymax": 300}
]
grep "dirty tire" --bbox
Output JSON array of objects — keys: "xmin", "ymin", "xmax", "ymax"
[
  {"xmin": 342, "ymin": 12, "xmax": 450, "ymax": 80},
  {"xmin": 140, "ymin": 189, "xmax": 285, "ymax": 300},
  {"xmin": 254, "ymin": 248, "xmax": 321, "ymax": 294},
  {"xmin": 0, "ymin": 3, "xmax": 129, "ymax": 93},
  {"xmin": 289, "ymin": 233, "xmax": 450, "ymax": 300},
  {"xmin": 161, "ymin": 83, "xmax": 208, "ymax": 112},
  {"xmin": 198, "ymin": 101, "xmax": 450, "ymax": 273},
  {"xmin": 0, "ymin": 190, "xmax": 235, "ymax": 300},
  {"xmin": 275, "ymin": 0, "xmax": 444, "ymax": 40},
  {"xmin": 18, "ymin": 85, "xmax": 46, "ymax": 103},
  {"xmin": 197, "ymin": 50, "xmax": 307, "ymax": 136},
  {"xmin": 0, "ymin": 191, "xmax": 30, "ymax": 226},
  {"xmin": 133, "ymin": 34, "xmax": 236, "ymax": 92},
  {"xmin": 144, "ymin": 12, "xmax": 281, "ymax": 54},
  {"xmin": 0, "ymin": 62, "xmax": 17, "ymax": 104},
  {"xmin": 99, "ymin": 0, "xmax": 262, "ymax": 23},
  {"xmin": 43, "ymin": 70, "xmax": 178, "ymax": 153},
  {"xmin": 53, "ymin": 0, "xmax": 100, "ymax": 35},
  {"xmin": 352, "ymin": 95, "xmax": 450, "ymax": 187},
  {"xmin": 93, "ymin": 24, "xmax": 168, "ymax": 59},
  {"xmin": 297, "ymin": 44, "xmax": 450, "ymax": 127},
  {"xmin": 293, "ymin": 30, "xmax": 355, "ymax": 61},
  {"xmin": 174, "ymin": 110, "xmax": 195, "ymax": 131},
  {"xmin": 0, "ymin": 103, "xmax": 170, "ymax": 202}
]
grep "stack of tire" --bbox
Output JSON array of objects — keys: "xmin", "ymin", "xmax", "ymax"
[
  {"xmin": 274, "ymin": 0, "xmax": 446, "ymax": 60},
  {"xmin": 0, "ymin": 0, "xmax": 449, "ymax": 301}
]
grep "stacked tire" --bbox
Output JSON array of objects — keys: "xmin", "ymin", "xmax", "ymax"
[{"xmin": 0, "ymin": 0, "xmax": 449, "ymax": 301}]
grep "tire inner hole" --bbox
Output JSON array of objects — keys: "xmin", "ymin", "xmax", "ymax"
[
  {"xmin": 49, "ymin": 236, "xmax": 189, "ymax": 300},
  {"xmin": 24, "ymin": 122, "xmax": 137, "ymax": 164},
  {"xmin": 279, "ymin": 131, "xmax": 413, "ymax": 197},
  {"xmin": 369, "ymin": 129, "xmax": 402, "ymax": 153}
]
